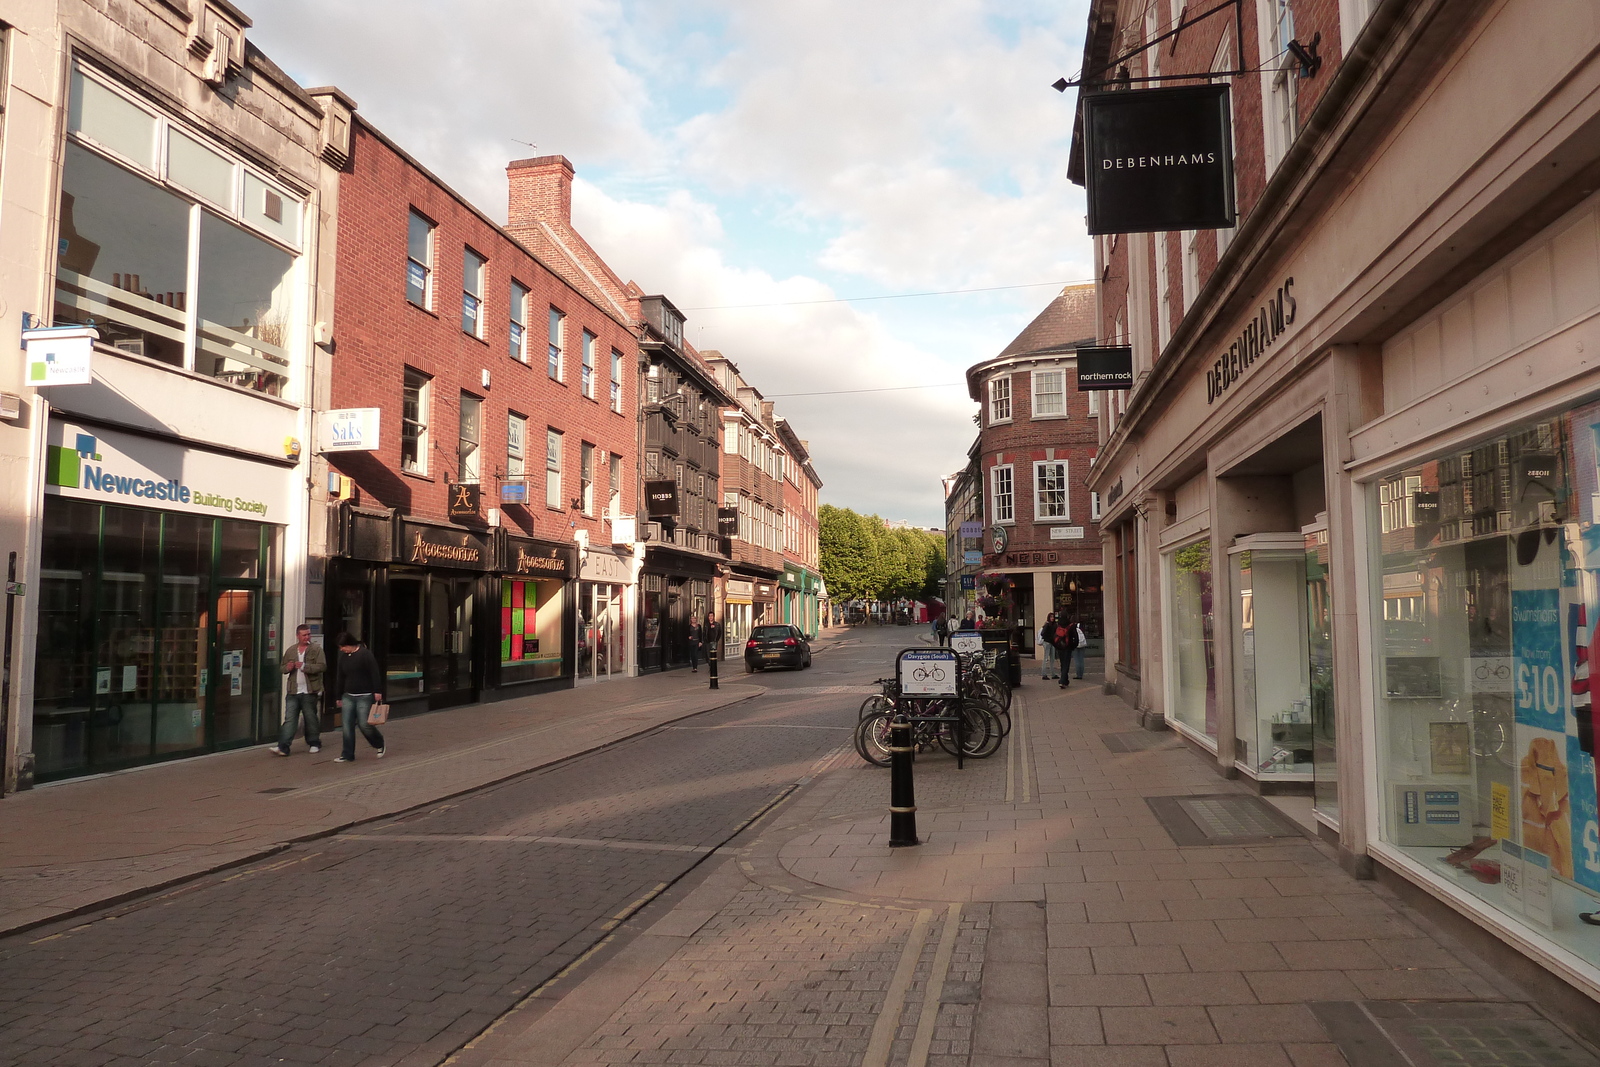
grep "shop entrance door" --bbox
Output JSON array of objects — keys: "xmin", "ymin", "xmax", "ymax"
[
  {"xmin": 427, "ymin": 574, "xmax": 477, "ymax": 706},
  {"xmin": 210, "ymin": 588, "xmax": 259, "ymax": 749},
  {"xmin": 1306, "ymin": 525, "xmax": 1338, "ymax": 824}
]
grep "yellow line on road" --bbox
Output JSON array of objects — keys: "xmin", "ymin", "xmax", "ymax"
[
  {"xmin": 907, "ymin": 903, "xmax": 962, "ymax": 1067},
  {"xmin": 861, "ymin": 908, "xmax": 933, "ymax": 1067},
  {"xmin": 1018, "ymin": 701, "xmax": 1032, "ymax": 804}
]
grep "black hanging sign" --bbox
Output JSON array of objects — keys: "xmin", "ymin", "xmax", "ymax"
[
  {"xmin": 1076, "ymin": 346, "xmax": 1134, "ymax": 391},
  {"xmin": 1082, "ymin": 84, "xmax": 1236, "ymax": 236},
  {"xmin": 447, "ymin": 482, "xmax": 481, "ymax": 520},
  {"xmin": 644, "ymin": 479, "xmax": 679, "ymax": 518},
  {"xmin": 717, "ymin": 506, "xmax": 739, "ymax": 535}
]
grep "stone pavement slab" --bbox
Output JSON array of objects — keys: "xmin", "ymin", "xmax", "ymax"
[
  {"xmin": 462, "ymin": 669, "xmax": 1600, "ymax": 1067},
  {"xmin": 0, "ymin": 668, "xmax": 769, "ymax": 936}
]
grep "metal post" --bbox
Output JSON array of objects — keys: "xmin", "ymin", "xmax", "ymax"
[
  {"xmin": 708, "ymin": 644, "xmax": 719, "ymax": 690},
  {"xmin": 2, "ymin": 552, "xmax": 16, "ymax": 798},
  {"xmin": 888, "ymin": 712, "xmax": 919, "ymax": 847}
]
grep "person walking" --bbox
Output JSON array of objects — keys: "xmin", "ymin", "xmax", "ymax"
[
  {"xmin": 333, "ymin": 632, "xmax": 385, "ymax": 763},
  {"xmin": 269, "ymin": 624, "xmax": 325, "ymax": 756},
  {"xmin": 958, "ymin": 610, "xmax": 977, "ymax": 631},
  {"xmin": 935, "ymin": 615, "xmax": 949, "ymax": 646},
  {"xmin": 1070, "ymin": 617, "xmax": 1089, "ymax": 680},
  {"xmin": 1038, "ymin": 612, "xmax": 1059, "ymax": 680},
  {"xmin": 689, "ymin": 617, "xmax": 703, "ymax": 673},
  {"xmin": 1051, "ymin": 617, "xmax": 1079, "ymax": 688}
]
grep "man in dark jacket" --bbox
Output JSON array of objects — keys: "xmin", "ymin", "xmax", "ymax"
[
  {"xmin": 1051, "ymin": 618, "xmax": 1079, "ymax": 689},
  {"xmin": 269, "ymin": 624, "xmax": 325, "ymax": 756},
  {"xmin": 334, "ymin": 632, "xmax": 385, "ymax": 762}
]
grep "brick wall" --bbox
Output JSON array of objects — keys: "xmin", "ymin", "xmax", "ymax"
[{"xmin": 328, "ymin": 122, "xmax": 637, "ymax": 546}]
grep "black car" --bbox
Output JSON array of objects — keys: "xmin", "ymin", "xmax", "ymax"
[{"xmin": 744, "ymin": 624, "xmax": 812, "ymax": 672}]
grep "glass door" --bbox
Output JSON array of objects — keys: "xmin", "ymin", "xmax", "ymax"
[
  {"xmin": 211, "ymin": 588, "xmax": 258, "ymax": 747},
  {"xmin": 1306, "ymin": 525, "xmax": 1338, "ymax": 822},
  {"xmin": 426, "ymin": 574, "xmax": 475, "ymax": 698}
]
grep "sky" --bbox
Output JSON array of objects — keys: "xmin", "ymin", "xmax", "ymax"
[{"xmin": 249, "ymin": 0, "xmax": 1095, "ymax": 529}]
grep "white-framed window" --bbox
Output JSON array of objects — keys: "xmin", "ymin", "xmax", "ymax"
[
  {"xmin": 988, "ymin": 377, "xmax": 1012, "ymax": 423},
  {"xmin": 547, "ymin": 307, "xmax": 565, "ymax": 381},
  {"xmin": 1156, "ymin": 230, "xmax": 1172, "ymax": 349},
  {"xmin": 509, "ymin": 280, "xmax": 529, "ymax": 360},
  {"xmin": 608, "ymin": 452, "xmax": 622, "ymax": 517},
  {"xmin": 507, "ymin": 412, "xmax": 526, "ymax": 478},
  {"xmin": 1034, "ymin": 460, "xmax": 1069, "ymax": 520},
  {"xmin": 1031, "ymin": 369, "xmax": 1066, "ymax": 417},
  {"xmin": 724, "ymin": 420, "xmax": 738, "ymax": 454},
  {"xmin": 458, "ymin": 392, "xmax": 482, "ymax": 483},
  {"xmin": 581, "ymin": 330, "xmax": 596, "ymax": 399},
  {"xmin": 545, "ymin": 428, "xmax": 563, "ymax": 509},
  {"xmin": 1087, "ymin": 389, "xmax": 1101, "ymax": 417},
  {"xmin": 401, "ymin": 368, "xmax": 430, "ymax": 475},
  {"xmin": 1091, "ymin": 491, "xmax": 1102, "ymax": 522},
  {"xmin": 1213, "ymin": 33, "xmax": 1239, "ymax": 256},
  {"xmin": 461, "ymin": 248, "xmax": 485, "ymax": 338},
  {"xmin": 991, "ymin": 464, "xmax": 1015, "ymax": 524},
  {"xmin": 610, "ymin": 349, "xmax": 624, "ymax": 412},
  {"xmin": 1182, "ymin": 230, "xmax": 1200, "ymax": 312},
  {"xmin": 407, "ymin": 210, "xmax": 434, "ymax": 308},
  {"xmin": 580, "ymin": 441, "xmax": 595, "ymax": 516},
  {"xmin": 1259, "ymin": 0, "xmax": 1297, "ymax": 176}
]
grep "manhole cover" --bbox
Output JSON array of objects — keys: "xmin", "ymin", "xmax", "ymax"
[
  {"xmin": 259, "ymin": 786, "xmax": 295, "ymax": 795},
  {"xmin": 1101, "ymin": 730, "xmax": 1178, "ymax": 753},
  {"xmin": 1146, "ymin": 793, "xmax": 1306, "ymax": 845},
  {"xmin": 1313, "ymin": 1001, "xmax": 1600, "ymax": 1066}
]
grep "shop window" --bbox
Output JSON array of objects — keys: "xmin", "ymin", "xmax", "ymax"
[
  {"xmin": 991, "ymin": 464, "xmax": 1014, "ymax": 524},
  {"xmin": 1260, "ymin": 0, "xmax": 1298, "ymax": 175},
  {"xmin": 507, "ymin": 411, "xmax": 526, "ymax": 479},
  {"xmin": 548, "ymin": 307, "xmax": 565, "ymax": 381},
  {"xmin": 1168, "ymin": 537, "xmax": 1215, "ymax": 740},
  {"xmin": 68, "ymin": 66, "xmax": 157, "ymax": 170},
  {"xmin": 401, "ymin": 368, "xmax": 430, "ymax": 474},
  {"xmin": 1372, "ymin": 403, "xmax": 1600, "ymax": 974},
  {"xmin": 609, "ymin": 452, "xmax": 622, "ymax": 517},
  {"xmin": 509, "ymin": 280, "xmax": 529, "ymax": 360},
  {"xmin": 406, "ymin": 210, "xmax": 434, "ymax": 308},
  {"xmin": 218, "ymin": 519, "xmax": 262, "ymax": 580},
  {"xmin": 458, "ymin": 393, "xmax": 482, "ymax": 484},
  {"xmin": 501, "ymin": 577, "xmax": 562, "ymax": 681},
  {"xmin": 461, "ymin": 248, "xmax": 485, "ymax": 338},
  {"xmin": 611, "ymin": 349, "xmax": 624, "ymax": 412},
  {"xmin": 989, "ymin": 376, "xmax": 1012, "ymax": 423},
  {"xmin": 1034, "ymin": 460, "xmax": 1069, "ymax": 520},
  {"xmin": 581, "ymin": 330, "xmax": 596, "ymax": 399},
  {"xmin": 545, "ymin": 428, "xmax": 563, "ymax": 509},
  {"xmin": 168, "ymin": 128, "xmax": 234, "ymax": 210},
  {"xmin": 194, "ymin": 211, "xmax": 293, "ymax": 391},
  {"xmin": 581, "ymin": 442, "xmax": 595, "ymax": 516}
]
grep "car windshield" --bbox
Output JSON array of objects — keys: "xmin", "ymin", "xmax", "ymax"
[{"xmin": 752, "ymin": 627, "xmax": 792, "ymax": 639}]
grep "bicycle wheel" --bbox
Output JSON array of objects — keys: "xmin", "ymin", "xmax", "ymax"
[
  {"xmin": 937, "ymin": 702, "xmax": 1000, "ymax": 758},
  {"xmin": 855, "ymin": 712, "xmax": 893, "ymax": 766},
  {"xmin": 968, "ymin": 682, "xmax": 1011, "ymax": 734},
  {"xmin": 859, "ymin": 694, "xmax": 892, "ymax": 720},
  {"xmin": 983, "ymin": 670, "xmax": 1012, "ymax": 711}
]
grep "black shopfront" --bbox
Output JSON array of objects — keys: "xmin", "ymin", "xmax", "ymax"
[
  {"xmin": 324, "ymin": 507, "xmax": 575, "ymax": 717},
  {"xmin": 638, "ymin": 545, "xmax": 718, "ymax": 673}
]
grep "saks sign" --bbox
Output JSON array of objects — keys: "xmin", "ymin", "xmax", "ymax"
[
  {"xmin": 44, "ymin": 420, "xmax": 287, "ymax": 521},
  {"xmin": 320, "ymin": 408, "xmax": 381, "ymax": 452}
]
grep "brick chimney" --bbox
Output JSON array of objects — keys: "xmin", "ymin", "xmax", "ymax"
[{"xmin": 507, "ymin": 155, "xmax": 575, "ymax": 229}]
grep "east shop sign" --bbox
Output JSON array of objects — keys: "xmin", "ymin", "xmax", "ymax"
[{"xmin": 1082, "ymin": 84, "xmax": 1236, "ymax": 236}]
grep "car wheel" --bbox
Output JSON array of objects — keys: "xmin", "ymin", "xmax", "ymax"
[{"xmin": 745, "ymin": 661, "xmax": 757, "ymax": 674}]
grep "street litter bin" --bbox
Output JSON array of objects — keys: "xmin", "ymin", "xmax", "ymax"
[{"xmin": 980, "ymin": 629, "xmax": 1022, "ymax": 687}]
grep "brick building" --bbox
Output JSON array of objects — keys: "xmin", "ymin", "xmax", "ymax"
[
  {"xmin": 308, "ymin": 100, "xmax": 638, "ymax": 707},
  {"xmin": 775, "ymin": 418, "xmax": 824, "ymax": 637},
  {"xmin": 702, "ymin": 353, "xmax": 788, "ymax": 654},
  {"xmin": 959, "ymin": 284, "xmax": 1103, "ymax": 666},
  {"xmin": 1074, "ymin": 0, "xmax": 1600, "ymax": 1026}
]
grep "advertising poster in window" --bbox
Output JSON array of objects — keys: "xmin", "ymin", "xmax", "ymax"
[
  {"xmin": 1511, "ymin": 512, "xmax": 1573, "ymax": 885},
  {"xmin": 1566, "ymin": 401, "xmax": 1600, "ymax": 895}
]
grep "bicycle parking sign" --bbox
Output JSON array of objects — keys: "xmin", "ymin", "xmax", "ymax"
[
  {"xmin": 948, "ymin": 631, "xmax": 983, "ymax": 655},
  {"xmin": 898, "ymin": 648, "xmax": 959, "ymax": 697}
]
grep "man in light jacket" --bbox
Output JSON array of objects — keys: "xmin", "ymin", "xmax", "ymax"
[{"xmin": 270, "ymin": 624, "xmax": 325, "ymax": 756}]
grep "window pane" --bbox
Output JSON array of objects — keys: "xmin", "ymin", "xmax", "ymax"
[
  {"xmin": 407, "ymin": 211, "xmax": 431, "ymax": 306},
  {"xmin": 195, "ymin": 212, "xmax": 294, "ymax": 395},
  {"xmin": 33, "ymin": 499, "xmax": 101, "ymax": 777},
  {"xmin": 97, "ymin": 506, "xmax": 160, "ymax": 764},
  {"xmin": 69, "ymin": 69, "xmax": 157, "ymax": 170},
  {"xmin": 156, "ymin": 512, "xmax": 212, "ymax": 754},
  {"xmin": 548, "ymin": 308, "xmax": 564, "ymax": 379},
  {"xmin": 546, "ymin": 430, "xmax": 563, "ymax": 508},
  {"xmin": 218, "ymin": 519, "xmax": 261, "ymax": 580},
  {"xmin": 402, "ymin": 369, "xmax": 428, "ymax": 473},
  {"xmin": 507, "ymin": 413, "xmax": 526, "ymax": 476},
  {"xmin": 459, "ymin": 394, "xmax": 482, "ymax": 483},
  {"xmin": 168, "ymin": 128, "xmax": 234, "ymax": 209},
  {"xmin": 1169, "ymin": 540, "xmax": 1216, "ymax": 738},
  {"xmin": 242, "ymin": 172, "xmax": 300, "ymax": 247},
  {"xmin": 55, "ymin": 142, "xmax": 190, "ymax": 368}
]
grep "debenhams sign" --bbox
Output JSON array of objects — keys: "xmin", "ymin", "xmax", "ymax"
[
  {"xmin": 1207, "ymin": 278, "xmax": 1297, "ymax": 404},
  {"xmin": 1083, "ymin": 84, "xmax": 1236, "ymax": 236}
]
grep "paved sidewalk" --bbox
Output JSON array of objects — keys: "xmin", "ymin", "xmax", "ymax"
[
  {"xmin": 0, "ymin": 662, "xmax": 773, "ymax": 936},
  {"xmin": 463, "ymin": 675, "xmax": 1600, "ymax": 1067}
]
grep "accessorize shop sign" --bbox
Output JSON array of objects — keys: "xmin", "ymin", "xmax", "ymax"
[
  {"xmin": 404, "ymin": 521, "xmax": 488, "ymax": 569},
  {"xmin": 44, "ymin": 419, "xmax": 287, "ymax": 521},
  {"xmin": 505, "ymin": 537, "xmax": 571, "ymax": 579},
  {"xmin": 1206, "ymin": 278, "xmax": 1297, "ymax": 404},
  {"xmin": 1082, "ymin": 84, "xmax": 1236, "ymax": 236}
]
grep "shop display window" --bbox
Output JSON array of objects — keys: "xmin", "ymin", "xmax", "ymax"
[
  {"xmin": 1167, "ymin": 538, "xmax": 1218, "ymax": 740},
  {"xmin": 500, "ymin": 577, "xmax": 564, "ymax": 683},
  {"xmin": 1373, "ymin": 401, "xmax": 1600, "ymax": 973},
  {"xmin": 1231, "ymin": 539, "xmax": 1312, "ymax": 776}
]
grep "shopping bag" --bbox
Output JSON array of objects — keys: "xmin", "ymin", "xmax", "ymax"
[{"xmin": 367, "ymin": 702, "xmax": 390, "ymax": 725}]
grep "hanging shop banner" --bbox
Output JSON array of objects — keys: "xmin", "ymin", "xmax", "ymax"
[
  {"xmin": 958, "ymin": 521, "xmax": 983, "ymax": 539},
  {"xmin": 320, "ymin": 408, "xmax": 381, "ymax": 452},
  {"xmin": 1081, "ymin": 84, "xmax": 1236, "ymax": 235},
  {"xmin": 1076, "ymin": 346, "xmax": 1134, "ymax": 391},
  {"xmin": 447, "ymin": 482, "xmax": 481, "ymax": 520},
  {"xmin": 717, "ymin": 506, "xmax": 739, "ymax": 535},
  {"xmin": 645, "ymin": 479, "xmax": 679, "ymax": 518}
]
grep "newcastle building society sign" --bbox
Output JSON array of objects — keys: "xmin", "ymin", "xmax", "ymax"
[{"xmin": 1082, "ymin": 84, "xmax": 1236, "ymax": 236}]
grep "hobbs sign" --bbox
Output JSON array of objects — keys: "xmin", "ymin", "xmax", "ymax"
[{"xmin": 1082, "ymin": 84, "xmax": 1236, "ymax": 235}]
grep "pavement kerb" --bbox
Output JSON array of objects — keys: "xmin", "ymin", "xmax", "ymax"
[{"xmin": 0, "ymin": 680, "xmax": 769, "ymax": 940}]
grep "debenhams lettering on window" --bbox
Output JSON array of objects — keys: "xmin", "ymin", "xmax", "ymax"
[{"xmin": 1101, "ymin": 152, "xmax": 1218, "ymax": 170}]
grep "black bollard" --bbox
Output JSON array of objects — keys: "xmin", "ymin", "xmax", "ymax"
[
  {"xmin": 888, "ymin": 712, "xmax": 919, "ymax": 847},
  {"xmin": 708, "ymin": 646, "xmax": 719, "ymax": 690}
]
